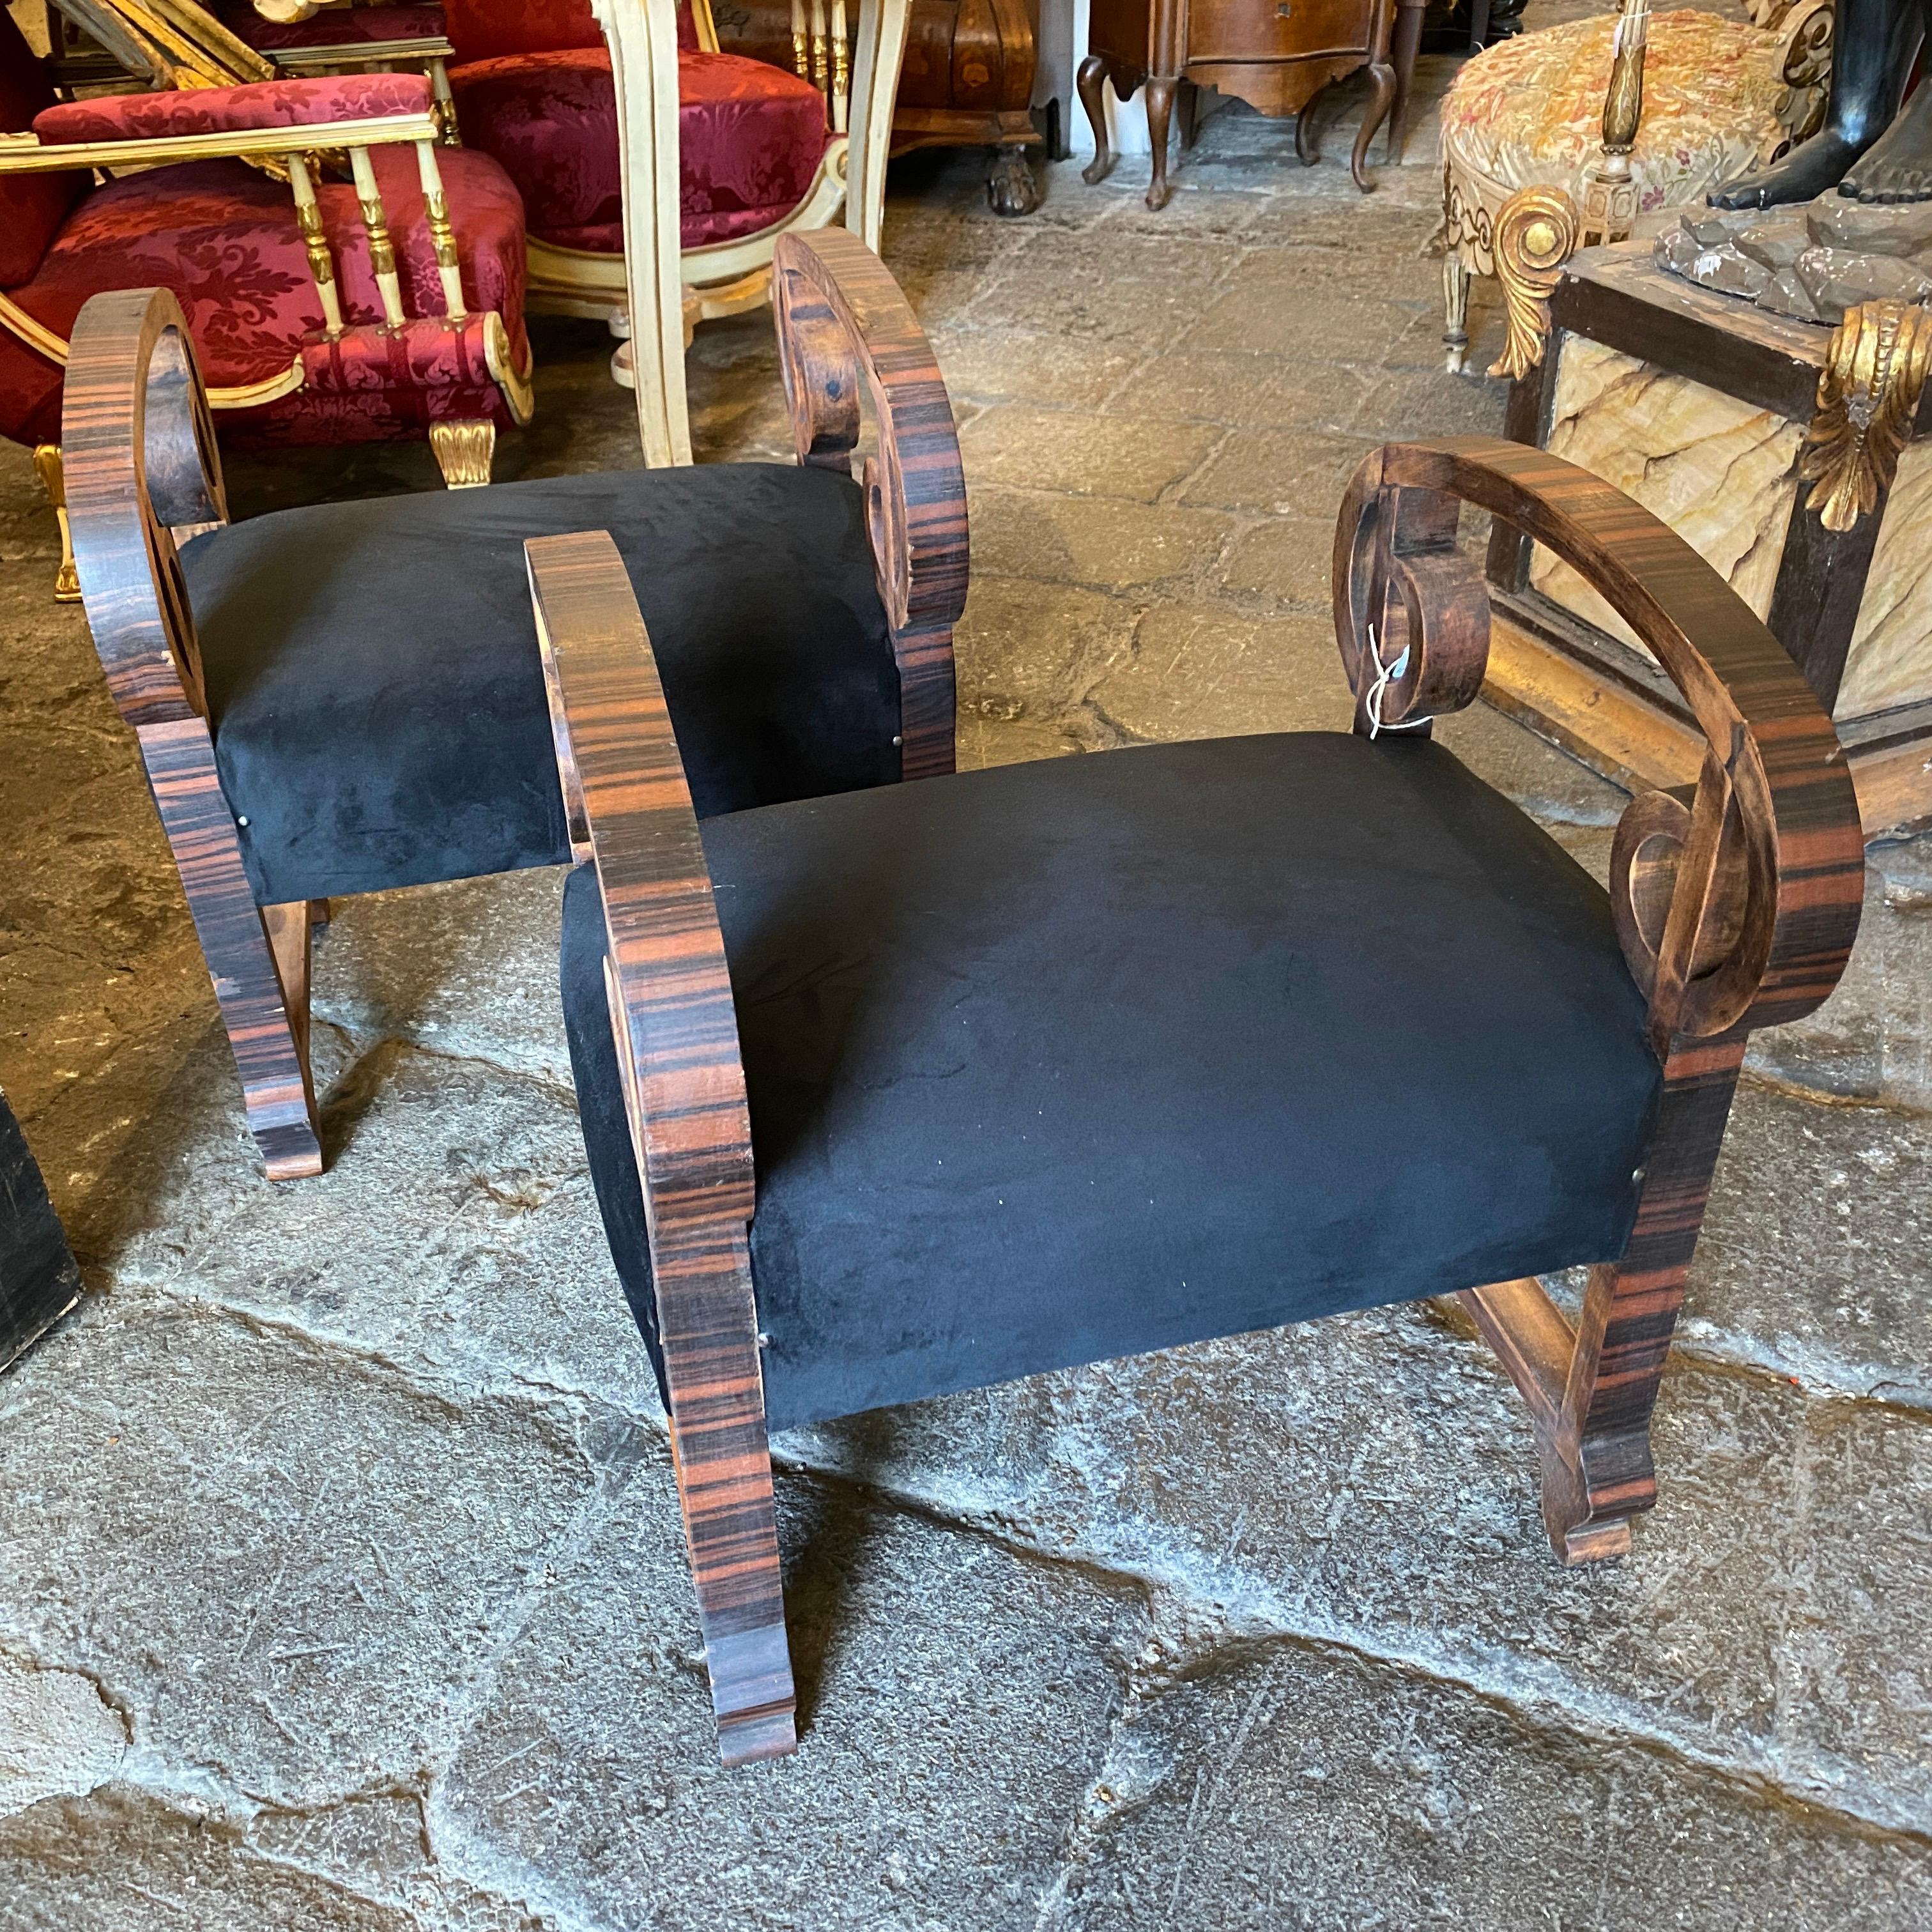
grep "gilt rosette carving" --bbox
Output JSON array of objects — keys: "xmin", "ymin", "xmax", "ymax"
[{"xmin": 1490, "ymin": 186, "xmax": 1578, "ymax": 381}]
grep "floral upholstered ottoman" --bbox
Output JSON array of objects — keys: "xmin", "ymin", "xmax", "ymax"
[{"xmin": 1440, "ymin": 4, "xmax": 1830, "ymax": 372}]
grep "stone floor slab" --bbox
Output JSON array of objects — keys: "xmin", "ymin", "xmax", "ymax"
[
  {"xmin": 1057, "ymin": 1637, "xmax": 1932, "ymax": 1930},
  {"xmin": 783, "ymin": 1303, "xmax": 1932, "ymax": 1836},
  {"xmin": 0, "ymin": 1289, "xmax": 602, "ymax": 1804},
  {"xmin": 433, "ymin": 1454, "xmax": 1146, "ymax": 1932}
]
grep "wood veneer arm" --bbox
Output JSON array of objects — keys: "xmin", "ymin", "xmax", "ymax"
[
  {"xmin": 1333, "ymin": 435, "xmax": 1864, "ymax": 1048},
  {"xmin": 525, "ymin": 530, "xmax": 794, "ymax": 1768},
  {"xmin": 772, "ymin": 226, "xmax": 965, "ymax": 778},
  {"xmin": 64, "ymin": 287, "xmax": 228, "ymax": 728}
]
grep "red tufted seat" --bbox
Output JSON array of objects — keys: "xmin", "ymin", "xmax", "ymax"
[{"xmin": 442, "ymin": 0, "xmax": 834, "ymax": 254}]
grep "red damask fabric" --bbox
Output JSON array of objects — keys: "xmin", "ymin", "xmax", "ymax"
[
  {"xmin": 442, "ymin": 0, "xmax": 604, "ymax": 64},
  {"xmin": 0, "ymin": 146, "xmax": 528, "ymax": 448},
  {"xmin": 0, "ymin": 12, "xmax": 86, "ymax": 286},
  {"xmin": 34, "ymin": 71, "xmax": 433, "ymax": 144},
  {"xmin": 215, "ymin": 1, "xmax": 450, "ymax": 53},
  {"xmin": 442, "ymin": 0, "xmax": 700, "ymax": 66},
  {"xmin": 449, "ymin": 47, "xmax": 829, "ymax": 252}
]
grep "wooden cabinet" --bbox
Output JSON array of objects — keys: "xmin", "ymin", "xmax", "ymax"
[
  {"xmin": 719, "ymin": 0, "xmax": 1046, "ymax": 211},
  {"xmin": 1080, "ymin": 0, "xmax": 1425, "ymax": 206}
]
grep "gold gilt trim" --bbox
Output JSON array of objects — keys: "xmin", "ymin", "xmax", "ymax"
[
  {"xmin": 1490, "ymin": 186, "xmax": 1579, "ymax": 382},
  {"xmin": 1800, "ymin": 300, "xmax": 1932, "ymax": 533},
  {"xmin": 0, "ymin": 111, "xmax": 441, "ymax": 173},
  {"xmin": 32, "ymin": 444, "xmax": 80, "ymax": 601},
  {"xmin": 482, "ymin": 310, "xmax": 536, "ymax": 425},
  {"xmin": 208, "ymin": 361, "xmax": 309, "ymax": 409}
]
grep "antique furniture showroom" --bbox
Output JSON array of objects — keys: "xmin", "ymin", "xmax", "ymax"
[{"xmin": 2, "ymin": 0, "xmax": 1929, "ymax": 1914}]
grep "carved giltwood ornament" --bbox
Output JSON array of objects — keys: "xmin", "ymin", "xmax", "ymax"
[
  {"xmin": 428, "ymin": 418, "xmax": 497, "ymax": 488},
  {"xmin": 1489, "ymin": 186, "xmax": 1579, "ymax": 382},
  {"xmin": 1799, "ymin": 298, "xmax": 1932, "ymax": 534}
]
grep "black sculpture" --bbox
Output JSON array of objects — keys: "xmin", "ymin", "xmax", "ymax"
[{"xmin": 1714, "ymin": 0, "xmax": 1930, "ymax": 205}]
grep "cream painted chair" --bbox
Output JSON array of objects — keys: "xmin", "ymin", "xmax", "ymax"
[{"xmin": 588, "ymin": 0, "xmax": 910, "ymax": 464}]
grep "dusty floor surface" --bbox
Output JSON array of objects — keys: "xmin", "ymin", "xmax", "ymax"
[{"xmin": 4, "ymin": 31, "xmax": 1932, "ymax": 1929}]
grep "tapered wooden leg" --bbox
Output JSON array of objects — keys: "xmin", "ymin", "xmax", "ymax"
[
  {"xmin": 657, "ymin": 1223, "xmax": 796, "ymax": 1765},
  {"xmin": 138, "ymin": 717, "xmax": 323, "ymax": 1180},
  {"xmin": 1144, "ymin": 74, "xmax": 1179, "ymax": 210},
  {"xmin": 1351, "ymin": 61, "xmax": 1397, "ymax": 191},
  {"xmin": 1541, "ymin": 1034, "xmax": 1746, "ymax": 1562},
  {"xmin": 1462, "ymin": 1033, "xmax": 1746, "ymax": 1563},
  {"xmin": 32, "ymin": 445, "xmax": 80, "ymax": 603},
  {"xmin": 1388, "ymin": 0, "xmax": 1425, "ymax": 162},
  {"xmin": 1443, "ymin": 255, "xmax": 1472, "ymax": 372},
  {"xmin": 1077, "ymin": 54, "xmax": 1115, "ymax": 185},
  {"xmin": 1295, "ymin": 81, "xmax": 1327, "ymax": 165}
]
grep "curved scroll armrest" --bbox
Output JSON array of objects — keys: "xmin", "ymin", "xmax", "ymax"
[
  {"xmin": 526, "ymin": 530, "xmax": 793, "ymax": 1767},
  {"xmin": 1333, "ymin": 436, "xmax": 1865, "ymax": 1053},
  {"xmin": 772, "ymin": 226, "xmax": 966, "ymax": 778},
  {"xmin": 65, "ymin": 287, "xmax": 229, "ymax": 730}
]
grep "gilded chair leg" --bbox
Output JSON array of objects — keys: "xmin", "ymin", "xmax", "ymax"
[
  {"xmin": 32, "ymin": 445, "xmax": 80, "ymax": 602},
  {"xmin": 1443, "ymin": 256, "xmax": 1471, "ymax": 373},
  {"xmin": 139, "ymin": 718, "xmax": 323, "ymax": 1179},
  {"xmin": 429, "ymin": 418, "xmax": 496, "ymax": 488}
]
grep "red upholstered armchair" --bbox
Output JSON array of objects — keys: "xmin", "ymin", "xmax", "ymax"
[
  {"xmin": 441, "ymin": 0, "xmax": 909, "ymax": 463},
  {"xmin": 0, "ymin": 12, "xmax": 532, "ymax": 596}
]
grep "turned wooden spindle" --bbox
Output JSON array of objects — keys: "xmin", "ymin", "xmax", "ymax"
[
  {"xmin": 286, "ymin": 151, "xmax": 344, "ymax": 337},
  {"xmin": 348, "ymin": 145, "xmax": 406, "ymax": 328}
]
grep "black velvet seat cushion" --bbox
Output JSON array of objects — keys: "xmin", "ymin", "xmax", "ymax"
[
  {"xmin": 562, "ymin": 732, "xmax": 1663, "ymax": 1433},
  {"xmin": 178, "ymin": 463, "xmax": 900, "ymax": 905}
]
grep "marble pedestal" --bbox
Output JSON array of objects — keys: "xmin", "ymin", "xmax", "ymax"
[{"xmin": 1486, "ymin": 241, "xmax": 1932, "ymax": 839}]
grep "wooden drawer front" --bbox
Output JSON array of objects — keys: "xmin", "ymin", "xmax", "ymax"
[{"xmin": 1187, "ymin": 0, "xmax": 1372, "ymax": 62}]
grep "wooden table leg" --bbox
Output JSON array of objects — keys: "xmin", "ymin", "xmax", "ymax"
[{"xmin": 1389, "ymin": 0, "xmax": 1427, "ymax": 163}]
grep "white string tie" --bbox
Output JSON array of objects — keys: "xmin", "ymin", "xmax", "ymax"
[{"xmin": 1363, "ymin": 622, "xmax": 1434, "ymax": 740}]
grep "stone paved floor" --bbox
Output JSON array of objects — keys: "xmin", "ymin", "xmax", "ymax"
[{"xmin": 4, "ymin": 39, "xmax": 1932, "ymax": 1928}]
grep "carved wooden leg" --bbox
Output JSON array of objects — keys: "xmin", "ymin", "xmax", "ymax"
[
  {"xmin": 1540, "ymin": 1035, "xmax": 1746, "ymax": 1562},
  {"xmin": 429, "ymin": 418, "xmax": 496, "ymax": 488},
  {"xmin": 1295, "ymin": 81, "xmax": 1328, "ymax": 165},
  {"xmin": 1078, "ymin": 54, "xmax": 1115, "ymax": 185},
  {"xmin": 987, "ymin": 145, "xmax": 1043, "ymax": 215},
  {"xmin": 1351, "ymin": 61, "xmax": 1397, "ymax": 191},
  {"xmin": 32, "ymin": 445, "xmax": 80, "ymax": 603},
  {"xmin": 1443, "ymin": 254, "xmax": 1472, "ymax": 373},
  {"xmin": 656, "ymin": 1222, "xmax": 797, "ymax": 1765},
  {"xmin": 1144, "ymin": 74, "xmax": 1179, "ymax": 210},
  {"xmin": 139, "ymin": 718, "xmax": 322, "ymax": 1180}
]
